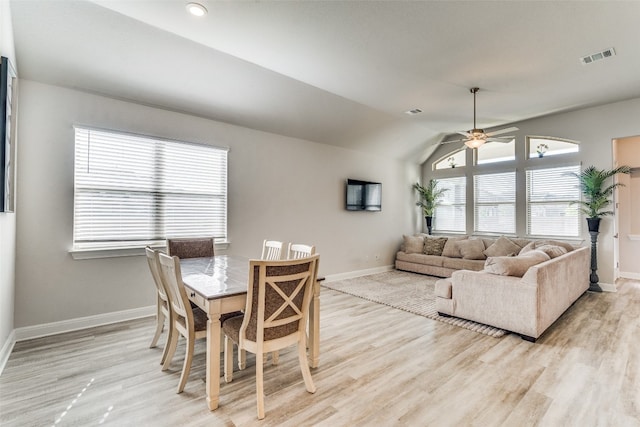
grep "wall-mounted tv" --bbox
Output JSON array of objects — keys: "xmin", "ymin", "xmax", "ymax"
[{"xmin": 346, "ymin": 179, "xmax": 382, "ymax": 211}]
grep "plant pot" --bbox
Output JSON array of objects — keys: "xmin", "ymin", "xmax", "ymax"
[
  {"xmin": 425, "ymin": 216, "xmax": 433, "ymax": 235},
  {"xmin": 538, "ymin": 153, "xmax": 544, "ymax": 158},
  {"xmin": 587, "ymin": 217, "xmax": 601, "ymax": 233}
]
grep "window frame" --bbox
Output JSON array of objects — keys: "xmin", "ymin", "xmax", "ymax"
[
  {"xmin": 525, "ymin": 164, "xmax": 581, "ymax": 238},
  {"xmin": 432, "ymin": 176, "xmax": 467, "ymax": 233},
  {"xmin": 473, "ymin": 171, "xmax": 517, "ymax": 235},
  {"xmin": 71, "ymin": 126, "xmax": 229, "ymax": 259}
]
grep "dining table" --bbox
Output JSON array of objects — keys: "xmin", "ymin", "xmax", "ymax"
[{"xmin": 180, "ymin": 254, "xmax": 321, "ymax": 411}]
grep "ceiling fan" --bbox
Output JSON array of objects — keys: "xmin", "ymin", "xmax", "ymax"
[{"xmin": 443, "ymin": 87, "xmax": 518, "ymax": 149}]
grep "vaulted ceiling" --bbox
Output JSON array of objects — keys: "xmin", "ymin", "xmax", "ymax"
[{"xmin": 9, "ymin": 0, "xmax": 640, "ymax": 162}]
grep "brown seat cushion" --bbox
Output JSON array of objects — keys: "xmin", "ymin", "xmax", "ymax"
[{"xmin": 423, "ymin": 237, "xmax": 448, "ymax": 255}]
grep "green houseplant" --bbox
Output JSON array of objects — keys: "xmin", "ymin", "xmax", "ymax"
[
  {"xmin": 413, "ymin": 179, "xmax": 448, "ymax": 234},
  {"xmin": 567, "ymin": 165, "xmax": 631, "ymax": 292},
  {"xmin": 568, "ymin": 165, "xmax": 631, "ymax": 231}
]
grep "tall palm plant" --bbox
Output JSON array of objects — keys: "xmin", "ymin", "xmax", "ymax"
[
  {"xmin": 413, "ymin": 179, "xmax": 448, "ymax": 217},
  {"xmin": 567, "ymin": 164, "xmax": 631, "ymax": 292},
  {"xmin": 568, "ymin": 165, "xmax": 631, "ymax": 218}
]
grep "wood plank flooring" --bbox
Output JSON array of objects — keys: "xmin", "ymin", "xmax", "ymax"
[{"xmin": 1, "ymin": 276, "xmax": 640, "ymax": 426}]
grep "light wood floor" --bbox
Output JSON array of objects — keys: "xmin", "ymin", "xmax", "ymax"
[{"xmin": 2, "ymin": 276, "xmax": 640, "ymax": 426}]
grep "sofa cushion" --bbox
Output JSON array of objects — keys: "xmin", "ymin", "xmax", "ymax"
[
  {"xmin": 519, "ymin": 240, "xmax": 575, "ymax": 255},
  {"xmin": 396, "ymin": 252, "xmax": 445, "ymax": 267},
  {"xmin": 403, "ymin": 234, "xmax": 424, "ymax": 254},
  {"xmin": 441, "ymin": 236, "xmax": 468, "ymax": 258},
  {"xmin": 538, "ymin": 245, "xmax": 568, "ymax": 258},
  {"xmin": 435, "ymin": 278, "xmax": 452, "ymax": 299},
  {"xmin": 457, "ymin": 238, "xmax": 486, "ymax": 260},
  {"xmin": 442, "ymin": 257, "xmax": 485, "ymax": 271},
  {"xmin": 423, "ymin": 237, "xmax": 448, "ymax": 255},
  {"xmin": 483, "ymin": 236, "xmax": 521, "ymax": 257},
  {"xmin": 484, "ymin": 250, "xmax": 551, "ymax": 277}
]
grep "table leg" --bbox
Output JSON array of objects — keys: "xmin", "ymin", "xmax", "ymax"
[
  {"xmin": 206, "ymin": 310, "xmax": 222, "ymax": 410},
  {"xmin": 308, "ymin": 279, "xmax": 320, "ymax": 368}
]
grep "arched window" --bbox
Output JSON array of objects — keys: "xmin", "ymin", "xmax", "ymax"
[
  {"xmin": 433, "ymin": 148, "xmax": 465, "ymax": 170},
  {"xmin": 527, "ymin": 136, "xmax": 579, "ymax": 159}
]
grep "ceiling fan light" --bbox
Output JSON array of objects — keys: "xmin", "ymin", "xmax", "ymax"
[{"xmin": 465, "ymin": 138, "xmax": 485, "ymax": 149}]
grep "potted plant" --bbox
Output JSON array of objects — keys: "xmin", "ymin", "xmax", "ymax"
[
  {"xmin": 536, "ymin": 143, "xmax": 548, "ymax": 158},
  {"xmin": 567, "ymin": 165, "xmax": 631, "ymax": 292},
  {"xmin": 413, "ymin": 179, "xmax": 448, "ymax": 234},
  {"xmin": 568, "ymin": 165, "xmax": 631, "ymax": 232}
]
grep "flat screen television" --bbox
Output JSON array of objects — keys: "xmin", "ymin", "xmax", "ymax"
[{"xmin": 346, "ymin": 179, "xmax": 381, "ymax": 211}]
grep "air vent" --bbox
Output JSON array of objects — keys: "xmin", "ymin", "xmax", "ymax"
[
  {"xmin": 580, "ymin": 47, "xmax": 616, "ymax": 65},
  {"xmin": 405, "ymin": 108, "xmax": 423, "ymax": 115}
]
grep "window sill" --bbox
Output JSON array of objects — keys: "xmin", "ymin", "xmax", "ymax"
[{"xmin": 69, "ymin": 241, "xmax": 231, "ymax": 260}]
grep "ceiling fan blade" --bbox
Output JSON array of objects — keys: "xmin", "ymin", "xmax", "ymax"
[
  {"xmin": 487, "ymin": 136, "xmax": 515, "ymax": 143},
  {"xmin": 457, "ymin": 131, "xmax": 471, "ymax": 137},
  {"xmin": 486, "ymin": 126, "xmax": 519, "ymax": 137},
  {"xmin": 441, "ymin": 138, "xmax": 466, "ymax": 144}
]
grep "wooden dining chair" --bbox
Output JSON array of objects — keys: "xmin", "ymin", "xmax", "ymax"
[
  {"xmin": 167, "ymin": 237, "xmax": 215, "ymax": 259},
  {"xmin": 145, "ymin": 247, "xmax": 174, "ymax": 366},
  {"xmin": 261, "ymin": 240, "xmax": 283, "ymax": 261},
  {"xmin": 287, "ymin": 243, "xmax": 316, "ymax": 259},
  {"xmin": 222, "ymin": 254, "xmax": 320, "ymax": 419},
  {"xmin": 157, "ymin": 252, "xmax": 208, "ymax": 393}
]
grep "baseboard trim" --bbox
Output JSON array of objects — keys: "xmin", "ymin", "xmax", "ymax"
[
  {"xmin": 619, "ymin": 271, "xmax": 640, "ymax": 280},
  {"xmin": 14, "ymin": 305, "xmax": 155, "ymax": 343},
  {"xmin": 0, "ymin": 330, "xmax": 16, "ymax": 377},
  {"xmin": 599, "ymin": 282, "xmax": 616, "ymax": 292},
  {"xmin": 324, "ymin": 265, "xmax": 394, "ymax": 282}
]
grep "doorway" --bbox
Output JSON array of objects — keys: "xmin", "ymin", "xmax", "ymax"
[{"xmin": 613, "ymin": 136, "xmax": 640, "ymax": 280}]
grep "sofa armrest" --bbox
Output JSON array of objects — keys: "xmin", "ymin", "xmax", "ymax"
[
  {"xmin": 449, "ymin": 269, "xmax": 538, "ymax": 336},
  {"xmin": 520, "ymin": 246, "xmax": 590, "ymax": 335}
]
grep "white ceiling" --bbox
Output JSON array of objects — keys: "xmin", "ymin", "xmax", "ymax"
[{"xmin": 9, "ymin": 0, "xmax": 640, "ymax": 161}]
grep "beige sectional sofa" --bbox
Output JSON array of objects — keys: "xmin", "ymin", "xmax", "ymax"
[
  {"xmin": 435, "ymin": 245, "xmax": 589, "ymax": 341},
  {"xmin": 395, "ymin": 234, "xmax": 532, "ymax": 277},
  {"xmin": 395, "ymin": 234, "xmax": 590, "ymax": 341}
]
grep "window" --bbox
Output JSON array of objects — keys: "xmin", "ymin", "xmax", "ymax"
[
  {"xmin": 476, "ymin": 139, "xmax": 515, "ymax": 165},
  {"xmin": 73, "ymin": 127, "xmax": 228, "ymax": 250},
  {"xmin": 526, "ymin": 165, "xmax": 580, "ymax": 237},
  {"xmin": 434, "ymin": 149, "xmax": 465, "ymax": 170},
  {"xmin": 474, "ymin": 172, "xmax": 516, "ymax": 234},
  {"xmin": 433, "ymin": 176, "xmax": 466, "ymax": 233},
  {"xmin": 528, "ymin": 136, "xmax": 579, "ymax": 159}
]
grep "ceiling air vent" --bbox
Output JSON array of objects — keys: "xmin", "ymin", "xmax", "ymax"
[
  {"xmin": 580, "ymin": 47, "xmax": 616, "ymax": 65},
  {"xmin": 405, "ymin": 108, "xmax": 423, "ymax": 115}
]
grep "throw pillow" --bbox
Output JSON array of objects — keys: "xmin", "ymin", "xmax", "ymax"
[
  {"xmin": 537, "ymin": 244, "xmax": 568, "ymax": 259},
  {"xmin": 457, "ymin": 238, "xmax": 486, "ymax": 260},
  {"xmin": 423, "ymin": 237, "xmax": 448, "ymax": 256},
  {"xmin": 403, "ymin": 234, "xmax": 424, "ymax": 254},
  {"xmin": 519, "ymin": 240, "xmax": 575, "ymax": 256},
  {"xmin": 484, "ymin": 250, "xmax": 551, "ymax": 277},
  {"xmin": 441, "ymin": 236, "xmax": 468, "ymax": 258},
  {"xmin": 483, "ymin": 236, "xmax": 521, "ymax": 257}
]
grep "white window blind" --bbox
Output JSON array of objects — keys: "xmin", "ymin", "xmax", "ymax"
[
  {"xmin": 433, "ymin": 176, "xmax": 466, "ymax": 233},
  {"xmin": 526, "ymin": 165, "xmax": 580, "ymax": 237},
  {"xmin": 73, "ymin": 127, "xmax": 228, "ymax": 250},
  {"xmin": 474, "ymin": 172, "xmax": 516, "ymax": 234}
]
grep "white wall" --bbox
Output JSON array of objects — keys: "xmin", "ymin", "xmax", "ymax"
[
  {"xmin": 14, "ymin": 80, "xmax": 419, "ymax": 328},
  {"xmin": 0, "ymin": 0, "xmax": 17, "ymax": 365},
  {"xmin": 424, "ymin": 97, "xmax": 640, "ymax": 286}
]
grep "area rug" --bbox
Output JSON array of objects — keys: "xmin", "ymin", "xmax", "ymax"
[{"xmin": 322, "ymin": 270, "xmax": 507, "ymax": 338}]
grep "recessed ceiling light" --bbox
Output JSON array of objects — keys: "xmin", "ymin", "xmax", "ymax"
[{"xmin": 186, "ymin": 2, "xmax": 207, "ymax": 17}]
